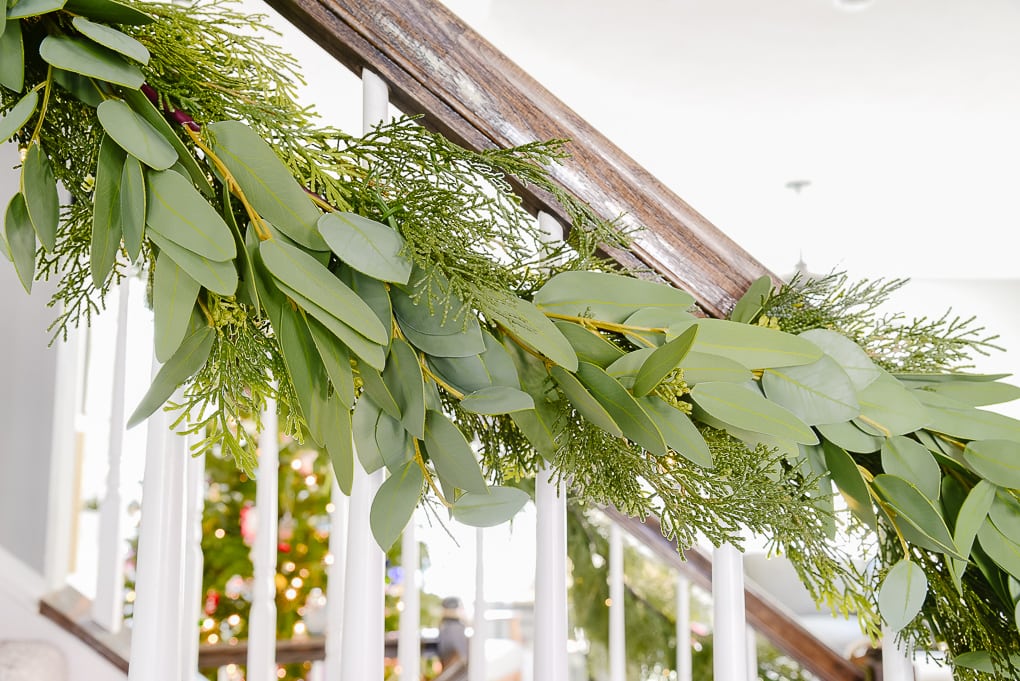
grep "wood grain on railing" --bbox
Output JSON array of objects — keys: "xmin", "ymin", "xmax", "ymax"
[
  {"xmin": 263, "ymin": 0, "xmax": 774, "ymax": 318},
  {"xmin": 602, "ymin": 508, "xmax": 868, "ymax": 681}
]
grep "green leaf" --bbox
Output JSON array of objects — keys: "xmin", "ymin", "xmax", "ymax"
[
  {"xmin": 483, "ymin": 291, "xmax": 577, "ymax": 371},
  {"xmin": 306, "ymin": 315, "xmax": 355, "ymax": 408},
  {"xmin": 553, "ymin": 321, "xmax": 625, "ymax": 368},
  {"xmin": 689, "ymin": 318, "xmax": 823, "ymax": 370},
  {"xmin": 822, "ymin": 441, "xmax": 878, "ymax": 532},
  {"xmin": 352, "ymin": 397, "xmax": 386, "ymax": 473},
  {"xmin": 550, "ymin": 365, "xmax": 622, "ymax": 438},
  {"xmin": 152, "ymin": 250, "xmax": 200, "ymax": 362},
  {"xmin": 97, "ymin": 99, "xmax": 176, "ymax": 170},
  {"xmin": 20, "ymin": 142, "xmax": 58, "ymax": 252},
  {"xmin": 127, "ymin": 326, "xmax": 214, "ymax": 427},
  {"xmin": 392, "ymin": 286, "xmax": 484, "ymax": 358},
  {"xmin": 323, "ymin": 393, "xmax": 354, "ymax": 495},
  {"xmin": 273, "ymin": 305, "xmax": 330, "ymax": 443},
  {"xmin": 370, "ymin": 460, "xmax": 423, "ymax": 550},
  {"xmin": 0, "ymin": 90, "xmax": 37, "ymax": 144},
  {"xmin": 964, "ymin": 439, "xmax": 1020, "ymax": 488},
  {"xmin": 534, "ymin": 271, "xmax": 694, "ymax": 323},
  {"xmin": 633, "ymin": 325, "xmax": 698, "ymax": 397},
  {"xmin": 147, "ymin": 170, "xmax": 235, "ymax": 260},
  {"xmin": 878, "ymin": 559, "xmax": 928, "ymax": 632},
  {"xmin": 338, "ymin": 266, "xmax": 391, "ymax": 332},
  {"xmin": 761, "ymin": 355, "xmax": 859, "ymax": 426},
  {"xmin": 623, "ymin": 308, "xmax": 687, "ymax": 347},
  {"xmin": 39, "ymin": 36, "xmax": 143, "ymax": 89},
  {"xmin": 63, "ymin": 0, "xmax": 154, "ymax": 24},
  {"xmin": 815, "ymin": 421, "xmax": 882, "ymax": 454},
  {"xmin": 7, "ymin": 0, "xmax": 65, "ymax": 18},
  {"xmin": 359, "ymin": 364, "xmax": 401, "ymax": 421},
  {"xmin": 873, "ymin": 474, "xmax": 962, "ymax": 557},
  {"xmin": 208, "ymin": 120, "xmax": 326, "ymax": 250},
  {"xmin": 639, "ymin": 396, "xmax": 712, "ymax": 468},
  {"xmin": 120, "ymin": 89, "xmax": 213, "ymax": 197},
  {"xmin": 677, "ymin": 351, "xmax": 751, "ymax": 385},
  {"xmin": 146, "ymin": 229, "xmax": 237, "ymax": 296},
  {"xmin": 452, "ymin": 486, "xmax": 530, "ymax": 528},
  {"xmin": 424, "ymin": 410, "xmax": 487, "ymax": 494},
  {"xmin": 119, "ymin": 156, "xmax": 146, "ymax": 261},
  {"xmin": 989, "ymin": 492, "xmax": 1020, "ymax": 545},
  {"xmin": 797, "ymin": 328, "xmax": 880, "ymax": 391},
  {"xmin": 384, "ymin": 338, "xmax": 426, "ymax": 439},
  {"xmin": 576, "ymin": 362, "xmax": 666, "ymax": 455},
  {"xmin": 71, "ymin": 17, "xmax": 149, "ymax": 64},
  {"xmin": 729, "ymin": 275, "xmax": 772, "ymax": 324},
  {"xmin": 881, "ymin": 436, "xmax": 941, "ymax": 501},
  {"xmin": 949, "ymin": 480, "xmax": 997, "ymax": 591},
  {"xmin": 605, "ymin": 349, "xmax": 653, "ymax": 387},
  {"xmin": 0, "ymin": 19, "xmax": 23, "ymax": 92},
  {"xmin": 428, "ymin": 329, "xmax": 521, "ymax": 395},
  {"xmin": 690, "ymin": 381, "xmax": 817, "ymax": 444},
  {"xmin": 855, "ymin": 373, "xmax": 929, "ymax": 436},
  {"xmin": 90, "ymin": 134, "xmax": 125, "ymax": 287},
  {"xmin": 922, "ymin": 380, "xmax": 1020, "ymax": 407},
  {"xmin": 3, "ymin": 193, "xmax": 35, "ymax": 293},
  {"xmin": 52, "ymin": 69, "xmax": 103, "ymax": 107},
  {"xmin": 318, "ymin": 212, "xmax": 412, "ymax": 284},
  {"xmin": 923, "ymin": 402, "xmax": 1020, "ymax": 442},
  {"xmin": 460, "ymin": 386, "xmax": 534, "ymax": 415},
  {"xmin": 977, "ymin": 519, "xmax": 1020, "ymax": 579},
  {"xmin": 894, "ymin": 371, "xmax": 1011, "ymax": 384},
  {"xmin": 260, "ymin": 238, "xmax": 387, "ymax": 344}
]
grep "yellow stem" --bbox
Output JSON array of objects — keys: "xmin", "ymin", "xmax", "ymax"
[
  {"xmin": 856, "ymin": 414, "xmax": 891, "ymax": 438},
  {"xmin": 542, "ymin": 311, "xmax": 667, "ymax": 337},
  {"xmin": 29, "ymin": 67, "xmax": 54, "ymax": 146},
  {"xmin": 421, "ymin": 361, "xmax": 465, "ymax": 400},
  {"xmin": 862, "ymin": 476, "xmax": 912, "ymax": 556},
  {"xmin": 413, "ymin": 439, "xmax": 452, "ymax": 508}
]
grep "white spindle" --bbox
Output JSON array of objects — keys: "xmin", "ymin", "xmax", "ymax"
[
  {"xmin": 534, "ymin": 463, "xmax": 567, "ymax": 681},
  {"xmin": 609, "ymin": 523, "xmax": 626, "ymax": 681},
  {"xmin": 398, "ymin": 513, "xmax": 420, "ymax": 680},
  {"xmin": 248, "ymin": 399, "xmax": 280, "ymax": 681},
  {"xmin": 93, "ymin": 279, "xmax": 131, "ymax": 631},
  {"xmin": 182, "ymin": 438, "xmax": 206, "ymax": 677},
  {"xmin": 469, "ymin": 528, "xmax": 486, "ymax": 681},
  {"xmin": 323, "ymin": 481, "xmax": 348, "ymax": 678},
  {"xmin": 676, "ymin": 574, "xmax": 692, "ymax": 681},
  {"xmin": 712, "ymin": 544, "xmax": 747, "ymax": 681},
  {"xmin": 881, "ymin": 627, "xmax": 915, "ymax": 681},
  {"xmin": 746, "ymin": 625, "xmax": 758, "ymax": 681}
]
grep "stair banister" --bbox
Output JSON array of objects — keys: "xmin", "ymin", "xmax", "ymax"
[
  {"xmin": 397, "ymin": 512, "xmax": 421, "ymax": 680},
  {"xmin": 248, "ymin": 398, "xmax": 280, "ymax": 681},
  {"xmin": 534, "ymin": 461, "xmax": 568, "ymax": 681},
  {"xmin": 714, "ymin": 544, "xmax": 749, "ymax": 680}
]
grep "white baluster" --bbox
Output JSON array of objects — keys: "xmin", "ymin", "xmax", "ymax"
[
  {"xmin": 469, "ymin": 528, "xmax": 487, "ymax": 681},
  {"xmin": 93, "ymin": 279, "xmax": 131, "ymax": 631},
  {"xmin": 534, "ymin": 463, "xmax": 567, "ymax": 681},
  {"xmin": 712, "ymin": 544, "xmax": 747, "ymax": 681},
  {"xmin": 746, "ymin": 625, "xmax": 758, "ymax": 681},
  {"xmin": 323, "ymin": 481, "xmax": 349, "ymax": 678},
  {"xmin": 608, "ymin": 523, "xmax": 625, "ymax": 681},
  {"xmin": 676, "ymin": 574, "xmax": 692, "ymax": 681},
  {"xmin": 182, "ymin": 436, "xmax": 206, "ymax": 677},
  {"xmin": 398, "ymin": 513, "xmax": 420, "ymax": 680},
  {"xmin": 881, "ymin": 627, "xmax": 915, "ymax": 681},
  {"xmin": 248, "ymin": 399, "xmax": 280, "ymax": 681}
]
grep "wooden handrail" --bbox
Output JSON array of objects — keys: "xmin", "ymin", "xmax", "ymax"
[
  {"xmin": 602, "ymin": 508, "xmax": 868, "ymax": 681},
  {"xmin": 262, "ymin": 0, "xmax": 774, "ymax": 319}
]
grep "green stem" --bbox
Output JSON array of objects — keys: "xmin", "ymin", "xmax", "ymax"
[{"xmin": 29, "ymin": 66, "xmax": 54, "ymax": 146}]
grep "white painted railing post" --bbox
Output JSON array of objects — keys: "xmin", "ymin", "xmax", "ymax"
[
  {"xmin": 469, "ymin": 528, "xmax": 487, "ymax": 681},
  {"xmin": 881, "ymin": 628, "xmax": 915, "ymax": 681},
  {"xmin": 534, "ymin": 463, "xmax": 567, "ymax": 681},
  {"xmin": 398, "ymin": 513, "xmax": 420, "ymax": 680},
  {"xmin": 712, "ymin": 544, "xmax": 748, "ymax": 681},
  {"xmin": 182, "ymin": 436, "xmax": 206, "ymax": 677},
  {"xmin": 746, "ymin": 625, "xmax": 758, "ymax": 681},
  {"xmin": 93, "ymin": 279, "xmax": 131, "ymax": 632},
  {"xmin": 248, "ymin": 398, "xmax": 280, "ymax": 681},
  {"xmin": 608, "ymin": 523, "xmax": 625, "ymax": 681},
  {"xmin": 676, "ymin": 574, "xmax": 692, "ymax": 681},
  {"xmin": 322, "ymin": 481, "xmax": 348, "ymax": 679}
]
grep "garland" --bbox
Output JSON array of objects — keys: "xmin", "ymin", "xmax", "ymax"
[{"xmin": 2, "ymin": 1, "xmax": 1020, "ymax": 675}]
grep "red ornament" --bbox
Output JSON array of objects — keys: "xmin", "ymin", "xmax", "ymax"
[{"xmin": 204, "ymin": 589, "xmax": 220, "ymax": 615}]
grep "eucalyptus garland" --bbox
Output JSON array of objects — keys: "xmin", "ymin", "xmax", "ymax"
[{"xmin": 3, "ymin": 0, "xmax": 1020, "ymax": 676}]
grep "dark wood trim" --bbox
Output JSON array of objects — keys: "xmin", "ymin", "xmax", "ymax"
[
  {"xmin": 199, "ymin": 637, "xmax": 326, "ymax": 668},
  {"xmin": 38, "ymin": 587, "xmax": 132, "ymax": 674},
  {"xmin": 602, "ymin": 508, "xmax": 868, "ymax": 681},
  {"xmin": 262, "ymin": 0, "xmax": 775, "ymax": 318}
]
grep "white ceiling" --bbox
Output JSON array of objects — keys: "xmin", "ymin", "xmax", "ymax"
[{"xmin": 434, "ymin": 0, "xmax": 1020, "ymax": 280}]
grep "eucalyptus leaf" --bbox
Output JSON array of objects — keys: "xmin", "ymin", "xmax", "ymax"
[
  {"xmin": 352, "ymin": 397, "xmax": 386, "ymax": 474},
  {"xmin": 393, "ymin": 293, "xmax": 484, "ymax": 357},
  {"xmin": 822, "ymin": 441, "xmax": 878, "ymax": 532},
  {"xmin": 72, "ymin": 17, "xmax": 149, "ymax": 64},
  {"xmin": 370, "ymin": 461, "xmax": 423, "ymax": 550},
  {"xmin": 0, "ymin": 90, "xmax": 37, "ymax": 144},
  {"xmin": 639, "ymin": 396, "xmax": 712, "ymax": 468},
  {"xmin": 7, "ymin": 0, "xmax": 64, "ymax": 18},
  {"xmin": 384, "ymin": 338, "xmax": 426, "ymax": 439},
  {"xmin": 923, "ymin": 403, "xmax": 1020, "ymax": 442},
  {"xmin": 729, "ymin": 275, "xmax": 772, "ymax": 324},
  {"xmin": 553, "ymin": 320, "xmax": 625, "ymax": 367},
  {"xmin": 690, "ymin": 381, "xmax": 817, "ymax": 444},
  {"xmin": 208, "ymin": 120, "xmax": 326, "ymax": 250},
  {"xmin": 689, "ymin": 318, "xmax": 823, "ymax": 370},
  {"xmin": 3, "ymin": 193, "xmax": 35, "ymax": 293},
  {"xmin": 97, "ymin": 99, "xmax": 177, "ymax": 170},
  {"xmin": 273, "ymin": 304, "xmax": 330, "ymax": 443},
  {"xmin": 894, "ymin": 372, "xmax": 1011, "ymax": 384},
  {"xmin": 39, "ymin": 36, "xmax": 144, "ymax": 89},
  {"xmin": 977, "ymin": 519, "xmax": 1020, "ymax": 580},
  {"xmin": 20, "ymin": 142, "xmax": 58, "ymax": 252},
  {"xmin": 550, "ymin": 365, "xmax": 623, "ymax": 438},
  {"xmin": 950, "ymin": 480, "xmax": 997, "ymax": 591},
  {"xmin": 127, "ymin": 326, "xmax": 214, "ymax": 428},
  {"xmin": 878, "ymin": 559, "xmax": 928, "ymax": 632},
  {"xmin": 762, "ymin": 355, "xmax": 859, "ymax": 426},
  {"xmin": 339, "ymin": 266, "xmax": 392, "ymax": 333},
  {"xmin": 855, "ymin": 373, "xmax": 929, "ymax": 436},
  {"xmin": 483, "ymin": 291, "xmax": 577, "ymax": 371},
  {"xmin": 318, "ymin": 211, "xmax": 412, "ymax": 284},
  {"xmin": 797, "ymin": 328, "xmax": 881, "ymax": 391},
  {"xmin": 260, "ymin": 239, "xmax": 387, "ymax": 344},
  {"xmin": 633, "ymin": 324, "xmax": 698, "ymax": 397},
  {"xmin": 623, "ymin": 307, "xmax": 690, "ymax": 347},
  {"xmin": 63, "ymin": 0, "xmax": 154, "ymax": 24},
  {"xmin": 990, "ymin": 492, "xmax": 1020, "ymax": 545},
  {"xmin": 152, "ymin": 250, "xmax": 200, "ymax": 362},
  {"xmin": 0, "ymin": 19, "xmax": 23, "ymax": 92},
  {"xmin": 90, "ymin": 134, "xmax": 125, "ymax": 287},
  {"xmin": 576, "ymin": 362, "xmax": 666, "ymax": 455},
  {"xmin": 306, "ymin": 315, "xmax": 355, "ymax": 408},
  {"xmin": 147, "ymin": 170, "xmax": 236, "ymax": 260},
  {"xmin": 815, "ymin": 421, "xmax": 883, "ymax": 454},
  {"xmin": 424, "ymin": 410, "xmax": 487, "ymax": 494},
  {"xmin": 881, "ymin": 436, "xmax": 941, "ymax": 502},
  {"xmin": 428, "ymin": 329, "xmax": 521, "ymax": 395},
  {"xmin": 460, "ymin": 386, "xmax": 534, "ymax": 415},
  {"xmin": 677, "ymin": 351, "xmax": 752, "ymax": 385},
  {"xmin": 359, "ymin": 364, "xmax": 401, "ymax": 421},
  {"xmin": 534, "ymin": 271, "xmax": 694, "ymax": 323},
  {"xmin": 964, "ymin": 439, "xmax": 1020, "ymax": 488},
  {"xmin": 52, "ymin": 69, "xmax": 104, "ymax": 107},
  {"xmin": 119, "ymin": 156, "xmax": 146, "ymax": 261},
  {"xmin": 146, "ymin": 229, "xmax": 238, "ymax": 296},
  {"xmin": 873, "ymin": 474, "xmax": 962, "ymax": 558},
  {"xmin": 510, "ymin": 409, "xmax": 557, "ymax": 462},
  {"xmin": 323, "ymin": 393, "xmax": 354, "ymax": 495},
  {"xmin": 452, "ymin": 486, "xmax": 530, "ymax": 528},
  {"xmin": 924, "ymin": 380, "xmax": 1020, "ymax": 407}
]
